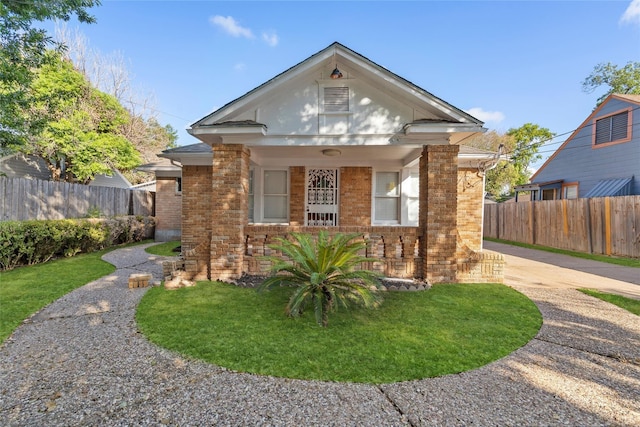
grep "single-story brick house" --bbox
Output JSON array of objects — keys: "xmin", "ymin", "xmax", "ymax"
[{"xmin": 161, "ymin": 42, "xmax": 504, "ymax": 284}]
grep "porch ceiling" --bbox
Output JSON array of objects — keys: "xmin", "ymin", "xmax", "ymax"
[{"xmin": 250, "ymin": 145, "xmax": 492, "ymax": 168}]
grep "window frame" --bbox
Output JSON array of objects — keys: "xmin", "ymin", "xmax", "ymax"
[
  {"xmin": 175, "ymin": 177, "xmax": 182, "ymax": 195},
  {"xmin": 372, "ymin": 170, "xmax": 401, "ymax": 225},
  {"xmin": 592, "ymin": 107, "xmax": 632, "ymax": 148},
  {"xmin": 261, "ymin": 168, "xmax": 289, "ymax": 224},
  {"xmin": 562, "ymin": 182, "xmax": 579, "ymax": 200}
]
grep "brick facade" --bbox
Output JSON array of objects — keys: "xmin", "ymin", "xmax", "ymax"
[
  {"xmin": 419, "ymin": 145, "xmax": 459, "ymax": 283},
  {"xmin": 339, "ymin": 167, "xmax": 372, "ymax": 226},
  {"xmin": 154, "ymin": 177, "xmax": 181, "ymax": 241},
  {"xmin": 456, "ymin": 168, "xmax": 484, "ymax": 253},
  {"xmin": 209, "ymin": 144, "xmax": 250, "ymax": 281},
  {"xmin": 180, "ymin": 144, "xmax": 503, "ymax": 284},
  {"xmin": 181, "ymin": 165, "xmax": 212, "ymax": 280},
  {"xmin": 289, "ymin": 166, "xmax": 305, "ymax": 226}
]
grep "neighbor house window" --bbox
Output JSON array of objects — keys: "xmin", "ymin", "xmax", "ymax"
[
  {"xmin": 562, "ymin": 183, "xmax": 578, "ymax": 199},
  {"xmin": 175, "ymin": 177, "xmax": 182, "ymax": 194},
  {"xmin": 374, "ymin": 171, "xmax": 400, "ymax": 223},
  {"xmin": 324, "ymin": 87, "xmax": 349, "ymax": 112},
  {"xmin": 594, "ymin": 109, "xmax": 631, "ymax": 145},
  {"xmin": 263, "ymin": 170, "xmax": 288, "ymax": 222}
]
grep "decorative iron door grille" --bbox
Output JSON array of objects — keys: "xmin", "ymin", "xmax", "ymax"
[{"xmin": 306, "ymin": 168, "xmax": 338, "ymax": 226}]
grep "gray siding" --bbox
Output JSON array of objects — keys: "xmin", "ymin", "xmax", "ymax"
[
  {"xmin": 533, "ymin": 97, "xmax": 640, "ymax": 197},
  {"xmin": 0, "ymin": 154, "xmax": 51, "ymax": 180}
]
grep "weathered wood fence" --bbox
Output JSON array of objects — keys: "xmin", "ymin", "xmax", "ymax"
[
  {"xmin": 0, "ymin": 177, "xmax": 155, "ymax": 221},
  {"xmin": 483, "ymin": 196, "xmax": 640, "ymax": 258}
]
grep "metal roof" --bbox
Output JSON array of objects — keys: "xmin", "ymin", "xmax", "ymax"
[{"xmin": 584, "ymin": 177, "xmax": 634, "ymax": 198}]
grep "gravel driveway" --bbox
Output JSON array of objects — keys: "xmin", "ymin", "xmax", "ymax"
[{"xmin": 0, "ymin": 242, "xmax": 638, "ymax": 426}]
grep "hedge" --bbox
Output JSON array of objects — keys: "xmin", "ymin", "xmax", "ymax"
[{"xmin": 0, "ymin": 216, "xmax": 155, "ymax": 271}]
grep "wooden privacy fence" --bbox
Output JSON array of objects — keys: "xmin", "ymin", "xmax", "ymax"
[
  {"xmin": 0, "ymin": 177, "xmax": 155, "ymax": 221},
  {"xmin": 483, "ymin": 196, "xmax": 640, "ymax": 258}
]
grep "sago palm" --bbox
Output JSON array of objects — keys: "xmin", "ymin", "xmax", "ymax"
[{"xmin": 258, "ymin": 231, "xmax": 383, "ymax": 327}]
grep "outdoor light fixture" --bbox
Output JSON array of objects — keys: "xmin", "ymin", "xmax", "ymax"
[
  {"xmin": 322, "ymin": 149, "xmax": 341, "ymax": 157},
  {"xmin": 330, "ymin": 65, "xmax": 343, "ymax": 79}
]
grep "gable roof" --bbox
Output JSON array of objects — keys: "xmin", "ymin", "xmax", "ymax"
[
  {"xmin": 531, "ymin": 93, "xmax": 640, "ymax": 181},
  {"xmin": 189, "ymin": 42, "xmax": 484, "ymax": 144}
]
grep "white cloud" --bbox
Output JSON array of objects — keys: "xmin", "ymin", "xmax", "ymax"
[
  {"xmin": 620, "ymin": 0, "xmax": 640, "ymax": 25},
  {"xmin": 262, "ymin": 31, "xmax": 279, "ymax": 47},
  {"xmin": 234, "ymin": 63, "xmax": 246, "ymax": 72},
  {"xmin": 465, "ymin": 107, "xmax": 505, "ymax": 124},
  {"xmin": 210, "ymin": 15, "xmax": 254, "ymax": 39}
]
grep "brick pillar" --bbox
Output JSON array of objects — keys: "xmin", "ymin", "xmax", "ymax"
[
  {"xmin": 182, "ymin": 165, "xmax": 212, "ymax": 280},
  {"xmin": 289, "ymin": 166, "xmax": 305, "ymax": 226},
  {"xmin": 419, "ymin": 145, "xmax": 459, "ymax": 283},
  {"xmin": 210, "ymin": 144, "xmax": 250, "ymax": 281}
]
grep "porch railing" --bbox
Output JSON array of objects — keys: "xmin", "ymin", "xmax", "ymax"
[{"xmin": 243, "ymin": 225, "xmax": 421, "ymax": 279}]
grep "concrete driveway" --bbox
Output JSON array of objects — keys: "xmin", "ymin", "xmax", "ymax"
[{"xmin": 484, "ymin": 241, "xmax": 640, "ymax": 299}]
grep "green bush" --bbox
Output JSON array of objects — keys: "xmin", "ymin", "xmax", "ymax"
[{"xmin": 0, "ymin": 216, "xmax": 155, "ymax": 271}]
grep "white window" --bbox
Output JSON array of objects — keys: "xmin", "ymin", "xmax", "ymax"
[
  {"xmin": 404, "ymin": 172, "xmax": 420, "ymax": 225},
  {"xmin": 374, "ymin": 172, "xmax": 400, "ymax": 223},
  {"xmin": 248, "ymin": 169, "xmax": 254, "ymax": 223},
  {"xmin": 263, "ymin": 170, "xmax": 289, "ymax": 222}
]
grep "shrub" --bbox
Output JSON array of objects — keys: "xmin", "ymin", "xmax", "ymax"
[
  {"xmin": 258, "ymin": 231, "xmax": 383, "ymax": 327},
  {"xmin": 0, "ymin": 216, "xmax": 155, "ymax": 271}
]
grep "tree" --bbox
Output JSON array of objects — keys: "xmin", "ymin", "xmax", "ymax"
[
  {"xmin": 468, "ymin": 124, "xmax": 554, "ymax": 200},
  {"xmin": 27, "ymin": 52, "xmax": 140, "ymax": 183},
  {"xmin": 54, "ymin": 24, "xmax": 179, "ymax": 183},
  {"xmin": 0, "ymin": 0, "xmax": 100, "ymax": 147},
  {"xmin": 582, "ymin": 61, "xmax": 640, "ymax": 106},
  {"xmin": 258, "ymin": 232, "xmax": 383, "ymax": 328}
]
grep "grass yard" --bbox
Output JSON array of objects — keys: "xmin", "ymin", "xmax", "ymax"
[
  {"xmin": 145, "ymin": 240, "xmax": 181, "ymax": 257},
  {"xmin": 0, "ymin": 250, "xmax": 116, "ymax": 343},
  {"xmin": 579, "ymin": 289, "xmax": 640, "ymax": 315},
  {"xmin": 137, "ymin": 282, "xmax": 542, "ymax": 384}
]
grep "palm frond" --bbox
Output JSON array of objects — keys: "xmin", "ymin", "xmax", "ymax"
[{"xmin": 258, "ymin": 231, "xmax": 384, "ymax": 327}]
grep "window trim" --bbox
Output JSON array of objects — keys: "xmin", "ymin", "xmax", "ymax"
[
  {"xmin": 175, "ymin": 177, "xmax": 182, "ymax": 195},
  {"xmin": 592, "ymin": 107, "xmax": 632, "ymax": 149},
  {"xmin": 561, "ymin": 182, "xmax": 579, "ymax": 200},
  {"xmin": 261, "ymin": 168, "xmax": 289, "ymax": 223},
  {"xmin": 372, "ymin": 170, "xmax": 401, "ymax": 225}
]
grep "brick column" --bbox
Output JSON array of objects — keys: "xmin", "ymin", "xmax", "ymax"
[
  {"xmin": 419, "ymin": 145, "xmax": 459, "ymax": 283},
  {"xmin": 182, "ymin": 165, "xmax": 212, "ymax": 280},
  {"xmin": 210, "ymin": 144, "xmax": 250, "ymax": 281},
  {"xmin": 289, "ymin": 166, "xmax": 305, "ymax": 226}
]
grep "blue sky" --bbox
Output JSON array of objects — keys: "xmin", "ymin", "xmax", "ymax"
[{"xmin": 48, "ymin": 0, "xmax": 640, "ymax": 167}]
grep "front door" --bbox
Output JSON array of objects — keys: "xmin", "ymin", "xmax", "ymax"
[{"xmin": 306, "ymin": 168, "xmax": 338, "ymax": 226}]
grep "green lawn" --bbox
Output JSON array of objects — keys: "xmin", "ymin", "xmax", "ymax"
[
  {"xmin": 579, "ymin": 289, "xmax": 640, "ymax": 315},
  {"xmin": 0, "ymin": 250, "xmax": 116, "ymax": 343},
  {"xmin": 137, "ymin": 282, "xmax": 542, "ymax": 384},
  {"xmin": 484, "ymin": 238, "xmax": 640, "ymax": 268},
  {"xmin": 145, "ymin": 240, "xmax": 181, "ymax": 257}
]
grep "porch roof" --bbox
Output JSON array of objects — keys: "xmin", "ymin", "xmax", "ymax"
[{"xmin": 158, "ymin": 143, "xmax": 499, "ymax": 169}]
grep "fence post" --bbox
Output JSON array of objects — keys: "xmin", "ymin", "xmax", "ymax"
[{"xmin": 585, "ymin": 198, "xmax": 593, "ymax": 254}]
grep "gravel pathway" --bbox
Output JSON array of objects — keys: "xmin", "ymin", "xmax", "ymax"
[{"xmin": 1, "ymin": 243, "xmax": 639, "ymax": 426}]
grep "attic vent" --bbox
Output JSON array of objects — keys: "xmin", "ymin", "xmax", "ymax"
[
  {"xmin": 324, "ymin": 87, "xmax": 349, "ymax": 112},
  {"xmin": 595, "ymin": 111, "xmax": 629, "ymax": 145}
]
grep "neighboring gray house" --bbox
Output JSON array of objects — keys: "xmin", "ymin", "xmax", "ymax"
[
  {"xmin": 516, "ymin": 94, "xmax": 640, "ymax": 201},
  {"xmin": 0, "ymin": 153, "xmax": 133, "ymax": 189}
]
